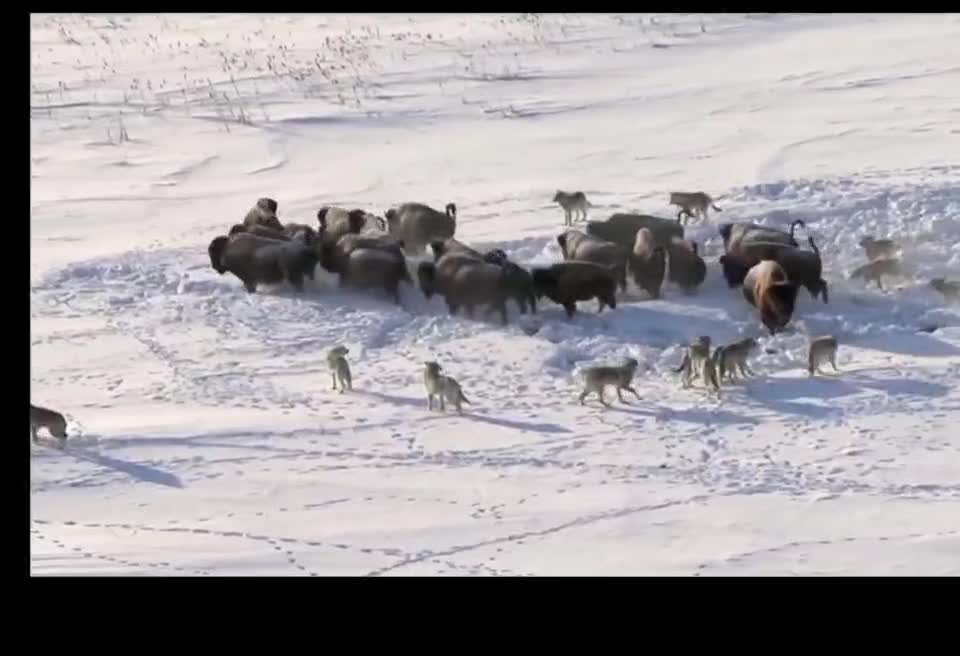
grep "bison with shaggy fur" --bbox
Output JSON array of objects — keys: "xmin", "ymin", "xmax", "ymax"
[
  {"xmin": 317, "ymin": 207, "xmax": 370, "ymax": 245},
  {"xmin": 482, "ymin": 248, "xmax": 510, "ymax": 266},
  {"xmin": 424, "ymin": 242, "xmax": 538, "ymax": 316},
  {"xmin": 338, "ymin": 247, "xmax": 412, "ymax": 305},
  {"xmin": 720, "ymin": 239, "xmax": 786, "ymax": 287},
  {"xmin": 775, "ymin": 237, "xmax": 828, "ymax": 303},
  {"xmin": 628, "ymin": 228, "xmax": 667, "ymax": 299},
  {"xmin": 742, "ymin": 260, "xmax": 800, "ymax": 335},
  {"xmin": 557, "ymin": 230, "xmax": 629, "ymax": 293},
  {"xmin": 531, "ymin": 261, "xmax": 618, "ymax": 319},
  {"xmin": 495, "ymin": 260, "xmax": 537, "ymax": 315},
  {"xmin": 208, "ymin": 232, "xmax": 319, "ymax": 293},
  {"xmin": 723, "ymin": 235, "xmax": 828, "ymax": 303},
  {"xmin": 476, "ymin": 250, "xmax": 538, "ymax": 315},
  {"xmin": 418, "ymin": 256, "xmax": 511, "ymax": 325},
  {"xmin": 319, "ymin": 233, "xmax": 406, "ymax": 276},
  {"xmin": 229, "ymin": 222, "xmax": 290, "ymax": 241},
  {"xmin": 429, "ymin": 238, "xmax": 482, "ymax": 262},
  {"xmin": 719, "ymin": 219, "xmax": 807, "ymax": 289},
  {"xmin": 666, "ymin": 238, "xmax": 707, "ymax": 294},
  {"xmin": 425, "ymin": 240, "xmax": 537, "ymax": 316},
  {"xmin": 586, "ymin": 213, "xmax": 684, "ymax": 252},
  {"xmin": 385, "ymin": 202, "xmax": 458, "ymax": 257},
  {"xmin": 243, "ymin": 197, "xmax": 284, "ymax": 232},
  {"xmin": 719, "ymin": 219, "xmax": 805, "ymax": 253},
  {"xmin": 282, "ymin": 222, "xmax": 319, "ymax": 244}
]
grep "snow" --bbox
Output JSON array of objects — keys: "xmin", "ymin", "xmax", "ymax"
[{"xmin": 30, "ymin": 13, "xmax": 960, "ymax": 576}]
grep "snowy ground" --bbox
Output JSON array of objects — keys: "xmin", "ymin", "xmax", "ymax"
[{"xmin": 30, "ymin": 13, "xmax": 960, "ymax": 576}]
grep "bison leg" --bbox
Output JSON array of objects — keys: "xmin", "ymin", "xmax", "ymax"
[
  {"xmin": 288, "ymin": 271, "xmax": 305, "ymax": 293},
  {"xmin": 529, "ymin": 293, "xmax": 537, "ymax": 314},
  {"xmin": 516, "ymin": 295, "xmax": 528, "ymax": 315},
  {"xmin": 481, "ymin": 301, "xmax": 508, "ymax": 325},
  {"xmin": 447, "ymin": 300, "xmax": 459, "ymax": 316},
  {"xmin": 563, "ymin": 302, "xmax": 577, "ymax": 319},
  {"xmin": 241, "ymin": 278, "xmax": 258, "ymax": 293},
  {"xmin": 597, "ymin": 298, "xmax": 605, "ymax": 313},
  {"xmin": 385, "ymin": 281, "xmax": 401, "ymax": 305}
]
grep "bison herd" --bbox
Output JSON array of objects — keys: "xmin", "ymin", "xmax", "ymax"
[{"xmin": 206, "ymin": 194, "xmax": 844, "ymax": 335}]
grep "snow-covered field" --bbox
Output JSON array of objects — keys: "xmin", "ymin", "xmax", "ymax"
[{"xmin": 30, "ymin": 13, "xmax": 960, "ymax": 576}]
